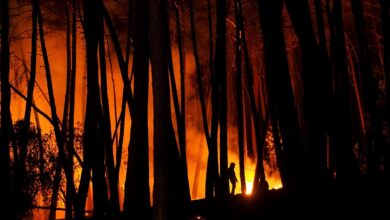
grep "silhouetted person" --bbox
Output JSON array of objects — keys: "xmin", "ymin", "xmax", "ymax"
[{"xmin": 228, "ymin": 162, "xmax": 238, "ymax": 195}]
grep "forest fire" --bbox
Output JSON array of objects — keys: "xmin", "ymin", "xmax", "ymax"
[{"xmin": 1, "ymin": 0, "xmax": 389, "ymax": 219}]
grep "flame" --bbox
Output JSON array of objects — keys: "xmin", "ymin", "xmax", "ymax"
[{"xmin": 245, "ymin": 182, "xmax": 253, "ymax": 195}]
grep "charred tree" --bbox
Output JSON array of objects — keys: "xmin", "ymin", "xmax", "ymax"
[
  {"xmin": 99, "ymin": 23, "xmax": 120, "ymax": 217},
  {"xmin": 382, "ymin": 0, "xmax": 390, "ymax": 178},
  {"xmin": 149, "ymin": 0, "xmax": 188, "ymax": 219},
  {"xmin": 216, "ymin": 0, "xmax": 229, "ymax": 197},
  {"xmin": 0, "ymin": 0, "xmax": 12, "ymax": 217},
  {"xmin": 234, "ymin": 0, "xmax": 246, "ymax": 194},
  {"xmin": 123, "ymin": 0, "xmax": 151, "ymax": 218},
  {"xmin": 20, "ymin": 0, "xmax": 38, "ymax": 178},
  {"xmin": 257, "ymin": 0, "xmax": 306, "ymax": 191},
  {"xmin": 351, "ymin": 0, "xmax": 383, "ymax": 177},
  {"xmin": 189, "ymin": 0, "xmax": 219, "ymax": 199},
  {"xmin": 37, "ymin": 3, "xmax": 80, "ymax": 218},
  {"xmin": 285, "ymin": 0, "xmax": 331, "ymax": 186},
  {"xmin": 330, "ymin": 0, "xmax": 360, "ymax": 183},
  {"xmin": 83, "ymin": 0, "xmax": 109, "ymax": 218}
]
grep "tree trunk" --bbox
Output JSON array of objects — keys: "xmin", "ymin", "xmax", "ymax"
[
  {"xmin": 216, "ymin": 0, "xmax": 229, "ymax": 197},
  {"xmin": 189, "ymin": 0, "xmax": 219, "ymax": 199},
  {"xmin": 351, "ymin": 0, "xmax": 382, "ymax": 177},
  {"xmin": 37, "ymin": 3, "xmax": 81, "ymax": 218},
  {"xmin": 0, "ymin": 0, "xmax": 12, "ymax": 217},
  {"xmin": 285, "ymin": 0, "xmax": 331, "ymax": 186},
  {"xmin": 99, "ymin": 24, "xmax": 120, "ymax": 217},
  {"xmin": 234, "ymin": 0, "xmax": 246, "ymax": 194},
  {"xmin": 381, "ymin": 0, "xmax": 390, "ymax": 178},
  {"xmin": 123, "ymin": 0, "xmax": 151, "ymax": 218},
  {"xmin": 20, "ymin": 0, "xmax": 38, "ymax": 177},
  {"xmin": 83, "ymin": 0, "xmax": 109, "ymax": 218},
  {"xmin": 175, "ymin": 0, "xmax": 191, "ymax": 203},
  {"xmin": 257, "ymin": 0, "xmax": 306, "ymax": 191},
  {"xmin": 330, "ymin": 0, "xmax": 360, "ymax": 183},
  {"xmin": 149, "ymin": 0, "xmax": 188, "ymax": 218}
]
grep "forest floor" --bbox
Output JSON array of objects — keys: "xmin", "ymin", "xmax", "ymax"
[{"xmin": 188, "ymin": 175, "xmax": 390, "ymax": 219}]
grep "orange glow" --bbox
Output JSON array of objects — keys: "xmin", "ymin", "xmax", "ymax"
[
  {"xmin": 7, "ymin": 2, "xmax": 282, "ymax": 215},
  {"xmin": 245, "ymin": 182, "xmax": 253, "ymax": 195}
]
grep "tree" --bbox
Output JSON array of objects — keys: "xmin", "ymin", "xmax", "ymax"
[
  {"xmin": 381, "ymin": 0, "xmax": 390, "ymax": 179},
  {"xmin": 83, "ymin": 0, "xmax": 109, "ymax": 217},
  {"xmin": 0, "ymin": 0, "xmax": 12, "ymax": 217},
  {"xmin": 234, "ymin": 0, "xmax": 246, "ymax": 194},
  {"xmin": 257, "ymin": 0, "xmax": 306, "ymax": 191},
  {"xmin": 124, "ymin": 0, "xmax": 151, "ymax": 218},
  {"xmin": 149, "ymin": 0, "xmax": 188, "ymax": 218},
  {"xmin": 216, "ymin": 0, "xmax": 229, "ymax": 197},
  {"xmin": 329, "ymin": 0, "xmax": 360, "ymax": 183},
  {"xmin": 189, "ymin": 0, "xmax": 220, "ymax": 199},
  {"xmin": 285, "ymin": 0, "xmax": 331, "ymax": 186}
]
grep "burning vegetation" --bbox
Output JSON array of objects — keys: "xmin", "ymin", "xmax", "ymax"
[{"xmin": 1, "ymin": 0, "xmax": 390, "ymax": 219}]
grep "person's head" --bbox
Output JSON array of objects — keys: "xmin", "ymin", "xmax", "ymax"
[{"xmin": 229, "ymin": 162, "xmax": 235, "ymax": 168}]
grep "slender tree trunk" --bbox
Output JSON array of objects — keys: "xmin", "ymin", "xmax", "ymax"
[
  {"xmin": 67, "ymin": 0, "xmax": 77, "ymax": 217},
  {"xmin": 238, "ymin": 0, "xmax": 267, "ymax": 190},
  {"xmin": 20, "ymin": 0, "xmax": 38, "ymax": 177},
  {"xmin": 257, "ymin": 0, "xmax": 306, "ymax": 191},
  {"xmin": 208, "ymin": 0, "xmax": 214, "ymax": 77},
  {"xmin": 175, "ymin": 0, "xmax": 190, "ymax": 203},
  {"xmin": 64, "ymin": 4, "xmax": 73, "ymax": 219},
  {"xmin": 123, "ymin": 0, "xmax": 151, "ymax": 218},
  {"xmin": 37, "ymin": 3, "xmax": 80, "ymax": 218},
  {"xmin": 314, "ymin": 0, "xmax": 328, "ymax": 56},
  {"xmin": 189, "ymin": 0, "xmax": 219, "ymax": 199},
  {"xmin": 285, "ymin": 0, "xmax": 331, "ymax": 186},
  {"xmin": 216, "ymin": 0, "xmax": 229, "ymax": 197},
  {"xmin": 330, "ymin": 0, "xmax": 360, "ymax": 183},
  {"xmin": 382, "ymin": 0, "xmax": 390, "ymax": 178},
  {"xmin": 165, "ymin": 1, "xmax": 190, "ymax": 202},
  {"xmin": 234, "ymin": 0, "xmax": 246, "ymax": 194},
  {"xmin": 99, "ymin": 24, "xmax": 120, "ymax": 217},
  {"xmin": 351, "ymin": 0, "xmax": 382, "ymax": 177},
  {"xmin": 102, "ymin": 4, "xmax": 134, "ymax": 117},
  {"xmin": 149, "ymin": 0, "xmax": 188, "ymax": 218},
  {"xmin": 49, "ymin": 162, "xmax": 62, "ymax": 220},
  {"xmin": 83, "ymin": 0, "xmax": 109, "ymax": 218},
  {"xmin": 0, "ymin": 0, "xmax": 12, "ymax": 217}
]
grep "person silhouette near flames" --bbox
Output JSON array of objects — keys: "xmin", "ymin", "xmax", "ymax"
[{"xmin": 228, "ymin": 162, "xmax": 238, "ymax": 195}]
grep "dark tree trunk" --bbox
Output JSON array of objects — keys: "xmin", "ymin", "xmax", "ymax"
[
  {"xmin": 67, "ymin": 0, "xmax": 77, "ymax": 217},
  {"xmin": 0, "ymin": 0, "xmax": 12, "ymax": 217},
  {"xmin": 189, "ymin": 0, "xmax": 219, "ymax": 199},
  {"xmin": 83, "ymin": 0, "xmax": 109, "ymax": 218},
  {"xmin": 37, "ymin": 3, "xmax": 79, "ymax": 218},
  {"xmin": 257, "ymin": 0, "xmax": 306, "ymax": 191},
  {"xmin": 330, "ymin": 0, "xmax": 360, "ymax": 183},
  {"xmin": 237, "ymin": 0, "xmax": 267, "ymax": 190},
  {"xmin": 314, "ymin": 0, "xmax": 328, "ymax": 56},
  {"xmin": 149, "ymin": 0, "xmax": 188, "ymax": 218},
  {"xmin": 63, "ymin": 4, "xmax": 73, "ymax": 218},
  {"xmin": 165, "ymin": 1, "xmax": 190, "ymax": 202},
  {"xmin": 216, "ymin": 0, "xmax": 229, "ymax": 197},
  {"xmin": 99, "ymin": 24, "xmax": 120, "ymax": 218},
  {"xmin": 234, "ymin": 0, "xmax": 246, "ymax": 194},
  {"xmin": 123, "ymin": 0, "xmax": 151, "ymax": 218},
  {"xmin": 20, "ymin": 0, "xmax": 38, "ymax": 176},
  {"xmin": 175, "ymin": 0, "xmax": 191, "ymax": 203},
  {"xmin": 381, "ymin": 0, "xmax": 390, "ymax": 178},
  {"xmin": 351, "ymin": 0, "xmax": 382, "ymax": 177},
  {"xmin": 285, "ymin": 0, "xmax": 331, "ymax": 186}
]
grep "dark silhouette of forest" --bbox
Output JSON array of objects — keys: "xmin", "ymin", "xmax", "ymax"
[{"xmin": 1, "ymin": 0, "xmax": 390, "ymax": 219}]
